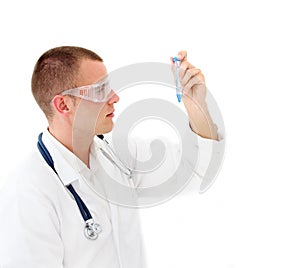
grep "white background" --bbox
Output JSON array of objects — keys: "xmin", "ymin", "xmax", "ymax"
[{"xmin": 0, "ymin": 0, "xmax": 300, "ymax": 267}]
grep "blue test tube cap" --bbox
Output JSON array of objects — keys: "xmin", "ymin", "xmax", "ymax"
[{"xmin": 176, "ymin": 93, "xmax": 182, "ymax": 102}]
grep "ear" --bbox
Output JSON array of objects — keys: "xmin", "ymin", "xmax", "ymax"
[{"xmin": 52, "ymin": 95, "xmax": 72, "ymax": 115}]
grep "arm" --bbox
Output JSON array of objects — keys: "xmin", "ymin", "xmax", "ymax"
[
  {"xmin": 129, "ymin": 52, "xmax": 224, "ymax": 197},
  {"xmin": 171, "ymin": 51, "xmax": 225, "ymax": 192},
  {"xmin": 130, "ymin": 127, "xmax": 224, "ymax": 200},
  {"xmin": 171, "ymin": 50, "xmax": 219, "ymax": 141},
  {"xmin": 0, "ymin": 179, "xmax": 64, "ymax": 268}
]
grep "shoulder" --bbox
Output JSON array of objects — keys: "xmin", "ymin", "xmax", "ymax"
[{"xmin": 1, "ymin": 151, "xmax": 63, "ymax": 201}]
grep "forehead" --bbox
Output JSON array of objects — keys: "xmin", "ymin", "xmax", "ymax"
[{"xmin": 78, "ymin": 59, "xmax": 107, "ymax": 86}]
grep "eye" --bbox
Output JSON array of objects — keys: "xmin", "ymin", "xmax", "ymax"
[
  {"xmin": 100, "ymin": 84, "xmax": 106, "ymax": 91},
  {"xmin": 94, "ymin": 85, "xmax": 102, "ymax": 94}
]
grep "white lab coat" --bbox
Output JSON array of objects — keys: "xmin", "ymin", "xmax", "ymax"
[{"xmin": 0, "ymin": 127, "xmax": 223, "ymax": 268}]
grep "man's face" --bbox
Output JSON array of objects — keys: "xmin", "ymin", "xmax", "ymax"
[{"xmin": 72, "ymin": 59, "xmax": 119, "ymax": 135}]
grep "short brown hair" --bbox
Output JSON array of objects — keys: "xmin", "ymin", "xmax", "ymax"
[{"xmin": 31, "ymin": 46, "xmax": 103, "ymax": 119}]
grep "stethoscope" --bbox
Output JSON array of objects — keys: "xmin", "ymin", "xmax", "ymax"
[{"xmin": 37, "ymin": 133, "xmax": 132, "ymax": 240}]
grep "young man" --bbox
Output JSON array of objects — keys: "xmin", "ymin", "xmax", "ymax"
[{"xmin": 0, "ymin": 46, "xmax": 221, "ymax": 267}]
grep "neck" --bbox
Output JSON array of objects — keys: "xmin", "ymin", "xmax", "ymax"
[{"xmin": 48, "ymin": 124, "xmax": 94, "ymax": 168}]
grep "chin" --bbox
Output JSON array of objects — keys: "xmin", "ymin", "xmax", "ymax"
[{"xmin": 95, "ymin": 122, "xmax": 114, "ymax": 135}]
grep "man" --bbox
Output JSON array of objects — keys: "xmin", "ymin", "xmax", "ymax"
[{"xmin": 0, "ymin": 46, "xmax": 221, "ymax": 267}]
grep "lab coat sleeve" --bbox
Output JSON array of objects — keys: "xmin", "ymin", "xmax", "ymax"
[
  {"xmin": 181, "ymin": 126, "xmax": 225, "ymax": 194},
  {"xmin": 0, "ymin": 174, "xmax": 64, "ymax": 268},
  {"xmin": 127, "ymin": 126, "xmax": 224, "ymax": 198}
]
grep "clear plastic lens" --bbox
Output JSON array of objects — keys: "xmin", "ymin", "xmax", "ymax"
[
  {"xmin": 61, "ymin": 78, "xmax": 111, "ymax": 102},
  {"xmin": 93, "ymin": 80, "xmax": 111, "ymax": 100}
]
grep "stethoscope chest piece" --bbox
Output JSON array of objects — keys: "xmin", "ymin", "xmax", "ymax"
[
  {"xmin": 84, "ymin": 219, "xmax": 102, "ymax": 240},
  {"xmin": 38, "ymin": 133, "xmax": 104, "ymax": 241}
]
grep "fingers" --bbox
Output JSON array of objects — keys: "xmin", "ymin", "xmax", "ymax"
[
  {"xmin": 180, "ymin": 66, "xmax": 200, "ymax": 86},
  {"xmin": 183, "ymin": 75, "xmax": 204, "ymax": 91},
  {"xmin": 169, "ymin": 51, "xmax": 205, "ymax": 91},
  {"xmin": 178, "ymin": 60, "xmax": 194, "ymax": 82},
  {"xmin": 169, "ymin": 51, "xmax": 187, "ymax": 72},
  {"xmin": 169, "ymin": 57, "xmax": 175, "ymax": 67},
  {"xmin": 177, "ymin": 50, "xmax": 187, "ymax": 61},
  {"xmin": 170, "ymin": 50, "xmax": 187, "ymax": 65},
  {"xmin": 180, "ymin": 60, "xmax": 205, "ymax": 85}
]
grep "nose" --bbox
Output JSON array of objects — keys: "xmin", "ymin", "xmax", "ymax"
[{"xmin": 107, "ymin": 90, "xmax": 120, "ymax": 105}]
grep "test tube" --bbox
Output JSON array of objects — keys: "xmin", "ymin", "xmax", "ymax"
[{"xmin": 173, "ymin": 57, "xmax": 182, "ymax": 102}]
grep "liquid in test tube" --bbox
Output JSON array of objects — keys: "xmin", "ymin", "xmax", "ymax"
[{"xmin": 173, "ymin": 57, "xmax": 182, "ymax": 102}]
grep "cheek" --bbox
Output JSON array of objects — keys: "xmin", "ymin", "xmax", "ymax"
[
  {"xmin": 94, "ymin": 104, "xmax": 109, "ymax": 124},
  {"xmin": 96, "ymin": 104, "xmax": 107, "ymax": 118}
]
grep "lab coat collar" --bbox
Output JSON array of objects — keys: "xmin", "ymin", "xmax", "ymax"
[{"xmin": 42, "ymin": 130, "xmax": 92, "ymax": 186}]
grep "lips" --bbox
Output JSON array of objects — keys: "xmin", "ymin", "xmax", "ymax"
[{"xmin": 106, "ymin": 110, "xmax": 115, "ymax": 117}]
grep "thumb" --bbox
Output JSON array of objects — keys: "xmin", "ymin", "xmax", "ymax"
[{"xmin": 177, "ymin": 50, "xmax": 187, "ymax": 61}]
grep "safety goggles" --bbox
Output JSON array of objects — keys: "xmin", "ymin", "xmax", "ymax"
[{"xmin": 61, "ymin": 77, "xmax": 112, "ymax": 103}]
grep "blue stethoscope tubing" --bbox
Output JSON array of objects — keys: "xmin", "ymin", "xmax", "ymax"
[{"xmin": 37, "ymin": 133, "xmax": 102, "ymax": 240}]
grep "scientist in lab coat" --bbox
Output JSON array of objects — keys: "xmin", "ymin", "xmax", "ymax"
[{"xmin": 0, "ymin": 46, "xmax": 222, "ymax": 268}]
